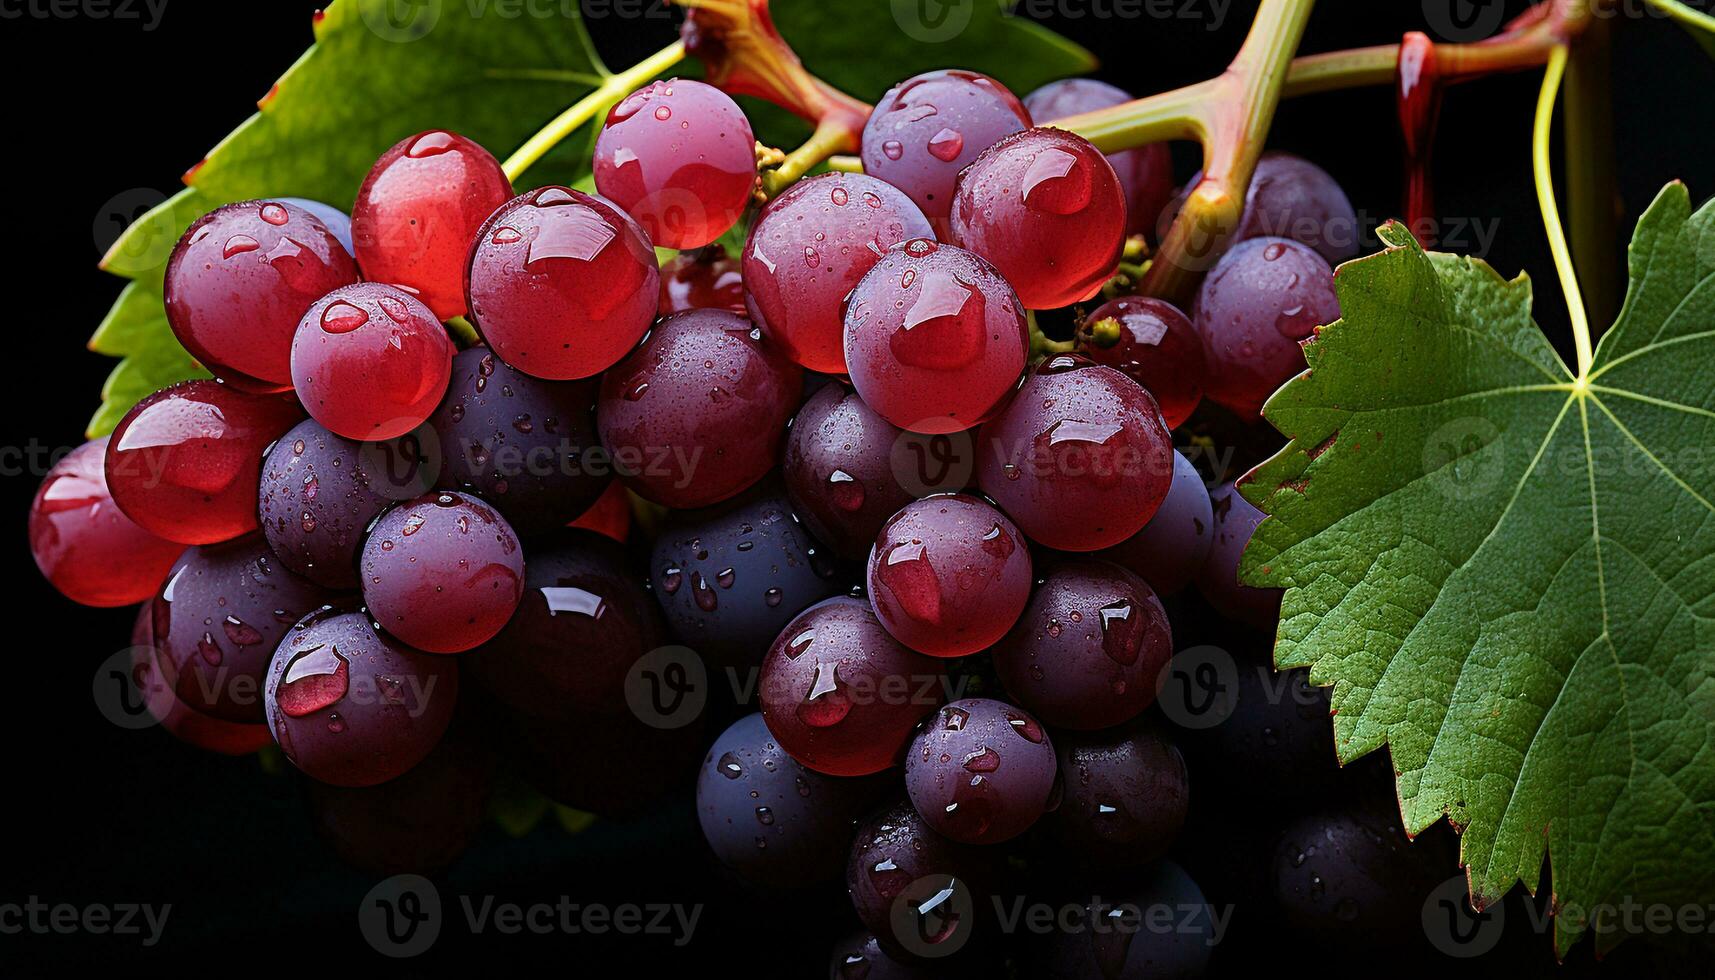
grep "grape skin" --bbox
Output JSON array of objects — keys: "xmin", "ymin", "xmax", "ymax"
[
  {"xmin": 1036, "ymin": 723, "xmax": 1189, "ymax": 874},
  {"xmin": 1195, "ymin": 481, "xmax": 1284, "ymax": 632},
  {"xmin": 658, "ymin": 244, "xmax": 745, "ymax": 316},
  {"xmin": 1095, "ymin": 449, "xmax": 1213, "ymax": 595},
  {"xmin": 360, "ymin": 491, "xmax": 525, "ymax": 654},
  {"xmin": 29, "ymin": 438, "xmax": 183, "ymax": 608},
  {"xmin": 1077, "ymin": 296, "xmax": 1206, "ymax": 430},
  {"xmin": 903, "ymin": 697, "xmax": 1057, "ymax": 845},
  {"xmin": 1023, "ymin": 78, "xmax": 1175, "ymax": 238},
  {"xmin": 782, "ymin": 383, "xmax": 917, "ymax": 561},
  {"xmin": 1194, "ymin": 236, "xmax": 1340, "ymax": 418},
  {"xmin": 290, "ymin": 282, "xmax": 455, "ymax": 441}
]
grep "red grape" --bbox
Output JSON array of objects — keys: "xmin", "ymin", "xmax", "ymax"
[
  {"xmin": 29, "ymin": 438, "xmax": 183, "ymax": 607},
  {"xmin": 974, "ymin": 357, "xmax": 1173, "ymax": 552},
  {"xmin": 758, "ymin": 595, "xmax": 946, "ymax": 776},
  {"xmin": 258, "ymin": 419, "xmax": 434, "ymax": 589},
  {"xmin": 360, "ymin": 491, "xmax": 524, "ymax": 654},
  {"xmin": 696, "ymin": 712, "xmax": 883, "ymax": 888},
  {"xmin": 150, "ymin": 534, "xmax": 342, "ymax": 724},
  {"xmin": 658, "ymin": 244, "xmax": 745, "ymax": 315},
  {"xmin": 742, "ymin": 172, "xmax": 934, "ymax": 373},
  {"xmin": 904, "ymin": 697, "xmax": 1057, "ymax": 844},
  {"xmin": 1194, "ymin": 236, "xmax": 1340, "ymax": 417},
  {"xmin": 651, "ymin": 487, "xmax": 842, "ymax": 669},
  {"xmin": 993, "ymin": 560, "xmax": 1171, "ymax": 731},
  {"xmin": 782, "ymin": 384, "xmax": 915, "ymax": 560},
  {"xmin": 351, "ymin": 130, "xmax": 513, "ymax": 320},
  {"xmin": 594, "ymin": 78, "xmax": 756, "ymax": 249},
  {"xmin": 1077, "ymin": 296, "xmax": 1206, "ymax": 428},
  {"xmin": 1036, "ymin": 723, "xmax": 1189, "ymax": 871},
  {"xmin": 290, "ymin": 282, "xmax": 455, "ymax": 441},
  {"xmin": 430, "ymin": 347, "xmax": 608, "ymax": 534},
  {"xmin": 1022, "ymin": 78, "xmax": 1175, "ymax": 238},
  {"xmin": 1095, "ymin": 449, "xmax": 1212, "ymax": 595},
  {"xmin": 105, "ymin": 380, "xmax": 303, "ymax": 545},
  {"xmin": 843, "ymin": 239, "xmax": 1028, "ymax": 435},
  {"xmin": 130, "ymin": 603, "xmax": 273, "ymax": 755},
  {"xmin": 597, "ymin": 309, "xmax": 802, "ymax": 508},
  {"xmin": 568, "ymin": 479, "xmax": 631, "ymax": 543},
  {"xmin": 467, "ymin": 528, "xmax": 664, "ymax": 721},
  {"xmin": 860, "ymin": 69, "xmax": 1031, "ymax": 229},
  {"xmin": 866, "ymin": 494, "xmax": 1032, "ymax": 658},
  {"xmin": 466, "ymin": 186, "xmax": 659, "ymax": 380},
  {"xmin": 1196, "ymin": 481, "xmax": 1283, "ymax": 632},
  {"xmin": 948, "ymin": 127, "xmax": 1127, "ymax": 310},
  {"xmin": 264, "ymin": 606, "xmax": 459, "ymax": 787},
  {"xmin": 164, "ymin": 200, "xmax": 358, "ymax": 391}
]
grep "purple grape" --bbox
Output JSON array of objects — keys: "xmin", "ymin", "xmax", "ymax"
[
  {"xmin": 1174, "ymin": 660, "xmax": 1336, "ymax": 808},
  {"xmin": 696, "ymin": 713, "xmax": 881, "ymax": 888},
  {"xmin": 430, "ymin": 347, "xmax": 608, "ymax": 535},
  {"xmin": 783, "ymin": 384, "xmax": 916, "ymax": 560},
  {"xmin": 259, "ymin": 419, "xmax": 434, "ymax": 589},
  {"xmin": 827, "ymin": 931, "xmax": 939, "ymax": 979},
  {"xmin": 904, "ymin": 698, "xmax": 1056, "ymax": 844},
  {"xmin": 759, "ymin": 596, "xmax": 947, "ymax": 777},
  {"xmin": 130, "ymin": 603, "xmax": 273, "ymax": 755},
  {"xmin": 992, "ymin": 560, "xmax": 1172, "ymax": 731},
  {"xmin": 151, "ymin": 534, "xmax": 343, "ymax": 723},
  {"xmin": 511, "ymin": 708, "xmax": 706, "ymax": 817},
  {"xmin": 1194, "ymin": 236, "xmax": 1339, "ymax": 418},
  {"xmin": 1024, "ymin": 861, "xmax": 1215, "ymax": 979},
  {"xmin": 360, "ymin": 491, "xmax": 525, "ymax": 654},
  {"xmin": 975, "ymin": 356, "xmax": 1174, "ymax": 552},
  {"xmin": 1095, "ymin": 450, "xmax": 1213, "ymax": 595},
  {"xmin": 866, "ymin": 494, "xmax": 1033, "ymax": 658},
  {"xmin": 1022, "ymin": 78, "xmax": 1175, "ymax": 238},
  {"xmin": 1272, "ymin": 808, "xmax": 1457, "ymax": 947},
  {"xmin": 1234, "ymin": 151, "xmax": 1359, "ymax": 265},
  {"xmin": 846, "ymin": 799, "xmax": 993, "ymax": 962},
  {"xmin": 264, "ymin": 607, "xmax": 459, "ymax": 788},
  {"xmin": 860, "ymin": 69, "xmax": 1032, "ymax": 230},
  {"xmin": 1037, "ymin": 723, "xmax": 1189, "ymax": 873},
  {"xmin": 1195, "ymin": 482, "xmax": 1282, "ymax": 632},
  {"xmin": 651, "ymin": 488, "xmax": 843, "ymax": 669},
  {"xmin": 304, "ymin": 714, "xmax": 493, "ymax": 875},
  {"xmin": 468, "ymin": 529, "xmax": 664, "ymax": 721},
  {"xmin": 278, "ymin": 197, "xmax": 355, "ymax": 256},
  {"xmin": 597, "ymin": 308, "xmax": 804, "ymax": 508}
]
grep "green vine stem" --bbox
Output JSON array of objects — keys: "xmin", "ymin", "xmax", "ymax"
[
  {"xmin": 1533, "ymin": 44, "xmax": 1593, "ymax": 379},
  {"xmin": 501, "ymin": 40, "xmax": 688, "ymax": 182}
]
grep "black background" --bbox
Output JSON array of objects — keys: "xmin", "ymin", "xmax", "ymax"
[{"xmin": 3, "ymin": 1, "xmax": 1713, "ymax": 975}]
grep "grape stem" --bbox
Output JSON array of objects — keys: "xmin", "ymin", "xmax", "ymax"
[
  {"xmin": 500, "ymin": 40, "xmax": 688, "ymax": 183},
  {"xmin": 761, "ymin": 118, "xmax": 853, "ymax": 196},
  {"xmin": 1533, "ymin": 45, "xmax": 1593, "ymax": 379},
  {"xmin": 444, "ymin": 315, "xmax": 481, "ymax": 348}
]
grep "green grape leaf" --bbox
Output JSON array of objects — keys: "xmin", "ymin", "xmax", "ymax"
[
  {"xmin": 88, "ymin": 0, "xmax": 611, "ymax": 435},
  {"xmin": 1241, "ymin": 184, "xmax": 1715, "ymax": 956}
]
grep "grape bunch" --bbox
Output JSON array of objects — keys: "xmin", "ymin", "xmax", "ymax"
[{"xmin": 30, "ymin": 61, "xmax": 1429, "ymax": 975}]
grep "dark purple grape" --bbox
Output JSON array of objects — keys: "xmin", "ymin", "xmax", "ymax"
[
  {"xmin": 304, "ymin": 714, "xmax": 493, "ymax": 875},
  {"xmin": 1234, "ymin": 151, "xmax": 1359, "ymax": 265},
  {"xmin": 468, "ymin": 529, "xmax": 664, "ymax": 721},
  {"xmin": 430, "ymin": 347, "xmax": 608, "ymax": 535},
  {"xmin": 1095, "ymin": 450, "xmax": 1212, "ymax": 595},
  {"xmin": 1195, "ymin": 482, "xmax": 1282, "ymax": 632},
  {"xmin": 1077, "ymin": 296, "xmax": 1206, "ymax": 429},
  {"xmin": 975, "ymin": 357, "xmax": 1174, "ymax": 552},
  {"xmin": 1173, "ymin": 659, "xmax": 1336, "ymax": 807},
  {"xmin": 992, "ymin": 560, "xmax": 1171, "ymax": 731},
  {"xmin": 860, "ymin": 69, "xmax": 1032, "ymax": 229},
  {"xmin": 130, "ymin": 603, "xmax": 273, "ymax": 755},
  {"xmin": 651, "ymin": 488, "xmax": 842, "ymax": 669},
  {"xmin": 151, "ymin": 534, "xmax": 343, "ymax": 724},
  {"xmin": 867, "ymin": 494, "xmax": 1033, "ymax": 658},
  {"xmin": 783, "ymin": 384, "xmax": 916, "ymax": 560},
  {"xmin": 1194, "ymin": 236, "xmax": 1339, "ymax": 418},
  {"xmin": 360, "ymin": 491, "xmax": 525, "ymax": 654},
  {"xmin": 1037, "ymin": 724, "xmax": 1188, "ymax": 873},
  {"xmin": 1025, "ymin": 861, "xmax": 1215, "ymax": 979},
  {"xmin": 696, "ymin": 713, "xmax": 881, "ymax": 888},
  {"xmin": 827, "ymin": 931, "xmax": 939, "ymax": 979},
  {"xmin": 904, "ymin": 698, "xmax": 1056, "ymax": 844},
  {"xmin": 1272, "ymin": 808, "xmax": 1457, "ymax": 947},
  {"xmin": 264, "ymin": 607, "xmax": 459, "ymax": 788},
  {"xmin": 258, "ymin": 419, "xmax": 434, "ymax": 590},
  {"xmin": 760, "ymin": 596, "xmax": 946, "ymax": 777},
  {"xmin": 511, "ymin": 708, "xmax": 705, "ymax": 817},
  {"xmin": 597, "ymin": 309, "xmax": 804, "ymax": 508},
  {"xmin": 1022, "ymin": 78, "xmax": 1175, "ymax": 238},
  {"xmin": 846, "ymin": 799, "xmax": 993, "ymax": 962}
]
